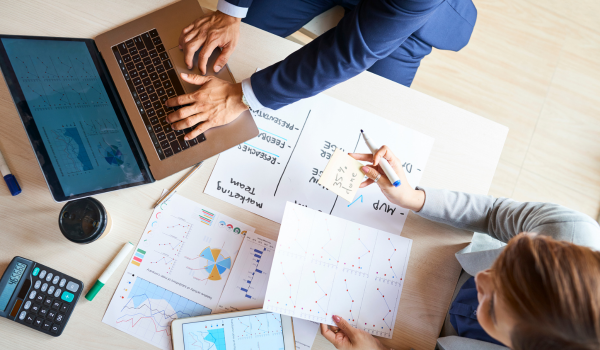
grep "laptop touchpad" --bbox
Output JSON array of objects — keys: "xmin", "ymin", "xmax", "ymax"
[{"xmin": 168, "ymin": 46, "xmax": 234, "ymax": 94}]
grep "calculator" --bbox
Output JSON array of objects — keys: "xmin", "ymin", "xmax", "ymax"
[{"xmin": 0, "ymin": 256, "xmax": 83, "ymax": 336}]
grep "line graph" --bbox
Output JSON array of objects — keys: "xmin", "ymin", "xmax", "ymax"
[
  {"xmin": 22, "ymin": 82, "xmax": 51, "ymax": 108},
  {"xmin": 53, "ymin": 56, "xmax": 76, "ymax": 78},
  {"xmin": 374, "ymin": 237, "xmax": 407, "ymax": 281},
  {"xmin": 72, "ymin": 56, "xmax": 96, "ymax": 78},
  {"xmin": 378, "ymin": 287, "xmax": 394, "ymax": 331},
  {"xmin": 280, "ymin": 208, "xmax": 313, "ymax": 257},
  {"xmin": 345, "ymin": 280, "xmax": 355, "ymax": 322},
  {"xmin": 312, "ymin": 271, "xmax": 329, "ymax": 314},
  {"xmin": 114, "ymin": 277, "xmax": 211, "ymax": 349},
  {"xmin": 85, "ymin": 82, "xmax": 108, "ymax": 104},
  {"xmin": 164, "ymin": 222, "xmax": 191, "ymax": 240},
  {"xmin": 46, "ymin": 82, "xmax": 70, "ymax": 107},
  {"xmin": 305, "ymin": 214, "xmax": 346, "ymax": 268},
  {"xmin": 339, "ymin": 224, "xmax": 376, "ymax": 274},
  {"xmin": 13, "ymin": 56, "xmax": 39, "ymax": 79},
  {"xmin": 158, "ymin": 241, "xmax": 183, "ymax": 251},
  {"xmin": 187, "ymin": 328, "xmax": 226, "ymax": 350},
  {"xmin": 31, "ymin": 56, "xmax": 59, "ymax": 79},
  {"xmin": 357, "ymin": 282, "xmax": 400, "ymax": 338}
]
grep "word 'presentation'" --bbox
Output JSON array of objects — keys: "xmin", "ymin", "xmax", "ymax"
[
  {"xmin": 263, "ymin": 202, "xmax": 412, "ymax": 339},
  {"xmin": 102, "ymin": 194, "xmax": 254, "ymax": 350},
  {"xmin": 205, "ymin": 93, "xmax": 434, "ymax": 233}
]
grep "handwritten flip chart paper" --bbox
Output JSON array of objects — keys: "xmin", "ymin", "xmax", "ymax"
[
  {"xmin": 204, "ymin": 93, "xmax": 434, "ymax": 234},
  {"xmin": 318, "ymin": 148, "xmax": 364, "ymax": 203},
  {"xmin": 263, "ymin": 202, "xmax": 412, "ymax": 339}
]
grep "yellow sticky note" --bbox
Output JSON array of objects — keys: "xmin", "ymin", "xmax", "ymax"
[{"xmin": 318, "ymin": 148, "xmax": 364, "ymax": 202}]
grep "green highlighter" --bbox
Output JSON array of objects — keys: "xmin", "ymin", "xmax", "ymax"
[{"xmin": 85, "ymin": 242, "xmax": 134, "ymax": 301}]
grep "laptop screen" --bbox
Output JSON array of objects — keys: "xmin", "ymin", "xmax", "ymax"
[{"xmin": 0, "ymin": 37, "xmax": 150, "ymax": 200}]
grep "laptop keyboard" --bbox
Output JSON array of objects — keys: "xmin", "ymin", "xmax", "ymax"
[{"xmin": 111, "ymin": 28, "xmax": 206, "ymax": 160}]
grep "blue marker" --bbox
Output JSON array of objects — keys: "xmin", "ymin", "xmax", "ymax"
[
  {"xmin": 0, "ymin": 148, "xmax": 21, "ymax": 196},
  {"xmin": 360, "ymin": 130, "xmax": 402, "ymax": 187}
]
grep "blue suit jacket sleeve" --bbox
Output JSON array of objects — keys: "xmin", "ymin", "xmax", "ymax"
[
  {"xmin": 250, "ymin": 0, "xmax": 446, "ymax": 110},
  {"xmin": 222, "ymin": 0, "xmax": 253, "ymax": 8}
]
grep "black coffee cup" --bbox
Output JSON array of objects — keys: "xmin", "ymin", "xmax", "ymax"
[{"xmin": 59, "ymin": 197, "xmax": 112, "ymax": 244}]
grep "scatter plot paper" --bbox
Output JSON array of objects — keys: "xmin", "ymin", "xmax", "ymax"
[{"xmin": 263, "ymin": 202, "xmax": 412, "ymax": 339}]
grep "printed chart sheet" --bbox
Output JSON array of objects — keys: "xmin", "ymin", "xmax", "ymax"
[
  {"xmin": 102, "ymin": 194, "xmax": 255, "ymax": 350},
  {"xmin": 216, "ymin": 231, "xmax": 276, "ymax": 313},
  {"xmin": 264, "ymin": 202, "xmax": 412, "ymax": 339},
  {"xmin": 205, "ymin": 93, "xmax": 434, "ymax": 234},
  {"xmin": 216, "ymin": 232, "xmax": 319, "ymax": 350}
]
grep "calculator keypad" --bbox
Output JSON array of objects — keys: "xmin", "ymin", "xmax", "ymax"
[{"xmin": 14, "ymin": 262, "xmax": 83, "ymax": 337}]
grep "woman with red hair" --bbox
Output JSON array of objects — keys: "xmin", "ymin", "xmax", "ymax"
[{"xmin": 320, "ymin": 146, "xmax": 600, "ymax": 350}]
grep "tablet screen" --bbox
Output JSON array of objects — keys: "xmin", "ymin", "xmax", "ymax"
[
  {"xmin": 0, "ymin": 37, "xmax": 150, "ymax": 200},
  {"xmin": 182, "ymin": 312, "xmax": 285, "ymax": 350}
]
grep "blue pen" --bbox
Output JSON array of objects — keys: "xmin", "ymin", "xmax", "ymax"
[
  {"xmin": 0, "ymin": 148, "xmax": 22, "ymax": 196},
  {"xmin": 361, "ymin": 130, "xmax": 402, "ymax": 187}
]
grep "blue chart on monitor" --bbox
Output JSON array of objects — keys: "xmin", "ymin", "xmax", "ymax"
[
  {"xmin": 115, "ymin": 277, "xmax": 211, "ymax": 339},
  {"xmin": 50, "ymin": 127, "xmax": 93, "ymax": 174},
  {"xmin": 187, "ymin": 328, "xmax": 227, "ymax": 350},
  {"xmin": 98, "ymin": 142, "xmax": 124, "ymax": 166}
]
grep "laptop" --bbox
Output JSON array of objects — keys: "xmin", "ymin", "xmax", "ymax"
[{"xmin": 0, "ymin": 0, "xmax": 258, "ymax": 202}]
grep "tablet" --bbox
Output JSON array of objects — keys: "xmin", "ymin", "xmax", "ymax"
[
  {"xmin": 171, "ymin": 309, "xmax": 296, "ymax": 350},
  {"xmin": 0, "ymin": 35, "xmax": 152, "ymax": 202}
]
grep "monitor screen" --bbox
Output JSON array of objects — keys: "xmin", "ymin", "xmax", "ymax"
[
  {"xmin": 0, "ymin": 37, "xmax": 150, "ymax": 199},
  {"xmin": 182, "ymin": 312, "xmax": 285, "ymax": 350}
]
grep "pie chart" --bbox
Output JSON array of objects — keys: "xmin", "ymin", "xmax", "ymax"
[
  {"xmin": 98, "ymin": 143, "xmax": 124, "ymax": 166},
  {"xmin": 200, "ymin": 247, "xmax": 232, "ymax": 281}
]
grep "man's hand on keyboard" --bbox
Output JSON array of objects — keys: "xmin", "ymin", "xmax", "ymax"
[
  {"xmin": 165, "ymin": 73, "xmax": 248, "ymax": 139},
  {"xmin": 179, "ymin": 11, "xmax": 241, "ymax": 75}
]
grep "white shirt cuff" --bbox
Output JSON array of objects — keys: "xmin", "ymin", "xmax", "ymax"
[
  {"xmin": 217, "ymin": 0, "xmax": 249, "ymax": 18},
  {"xmin": 242, "ymin": 77, "xmax": 265, "ymax": 111}
]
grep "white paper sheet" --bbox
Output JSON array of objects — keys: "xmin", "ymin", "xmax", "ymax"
[
  {"xmin": 263, "ymin": 202, "xmax": 412, "ymax": 339},
  {"xmin": 216, "ymin": 231, "xmax": 276, "ymax": 313},
  {"xmin": 293, "ymin": 318, "xmax": 320, "ymax": 350},
  {"xmin": 204, "ymin": 93, "xmax": 434, "ymax": 234},
  {"xmin": 102, "ymin": 194, "xmax": 255, "ymax": 350}
]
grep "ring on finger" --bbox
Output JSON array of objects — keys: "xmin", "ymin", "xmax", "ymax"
[{"xmin": 374, "ymin": 174, "xmax": 381, "ymax": 183}]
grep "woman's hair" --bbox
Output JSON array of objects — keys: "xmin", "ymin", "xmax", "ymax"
[{"xmin": 492, "ymin": 234, "xmax": 600, "ymax": 350}]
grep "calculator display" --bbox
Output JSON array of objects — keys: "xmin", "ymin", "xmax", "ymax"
[{"xmin": 0, "ymin": 262, "xmax": 27, "ymax": 311}]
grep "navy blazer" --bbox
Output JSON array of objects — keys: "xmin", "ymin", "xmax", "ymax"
[{"xmin": 229, "ymin": 0, "xmax": 476, "ymax": 110}]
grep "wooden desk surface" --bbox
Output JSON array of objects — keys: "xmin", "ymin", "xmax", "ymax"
[{"xmin": 0, "ymin": 1, "xmax": 507, "ymax": 349}]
